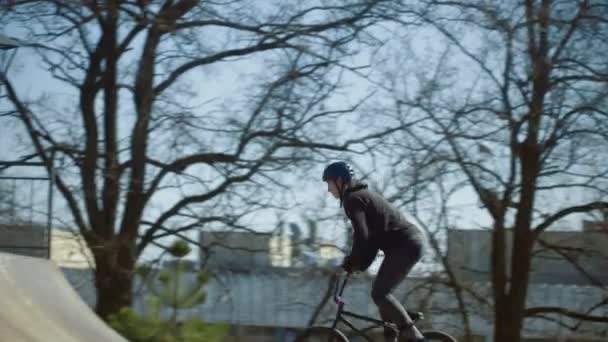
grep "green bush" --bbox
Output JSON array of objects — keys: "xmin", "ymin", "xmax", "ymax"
[
  {"xmin": 108, "ymin": 239, "xmax": 229, "ymax": 342},
  {"xmin": 108, "ymin": 306, "xmax": 228, "ymax": 342},
  {"xmin": 108, "ymin": 306, "xmax": 167, "ymax": 342}
]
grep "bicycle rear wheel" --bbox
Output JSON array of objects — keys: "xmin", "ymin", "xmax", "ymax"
[
  {"xmin": 295, "ymin": 326, "xmax": 349, "ymax": 342},
  {"xmin": 422, "ymin": 330, "xmax": 458, "ymax": 342}
]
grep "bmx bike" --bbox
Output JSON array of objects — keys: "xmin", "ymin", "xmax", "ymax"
[{"xmin": 296, "ymin": 273, "xmax": 457, "ymax": 341}]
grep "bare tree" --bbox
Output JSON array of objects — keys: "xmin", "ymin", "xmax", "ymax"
[
  {"xmin": 373, "ymin": 0, "xmax": 608, "ymax": 341},
  {"xmin": 0, "ymin": 0, "xmax": 405, "ymax": 318}
]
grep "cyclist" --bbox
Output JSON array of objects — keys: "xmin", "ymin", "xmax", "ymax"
[{"xmin": 322, "ymin": 161, "xmax": 425, "ymax": 342}]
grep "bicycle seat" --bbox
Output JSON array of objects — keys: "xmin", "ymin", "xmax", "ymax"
[{"xmin": 407, "ymin": 310, "xmax": 424, "ymax": 321}]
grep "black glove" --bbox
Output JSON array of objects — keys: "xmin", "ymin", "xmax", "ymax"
[{"xmin": 341, "ymin": 256, "xmax": 355, "ymax": 273}]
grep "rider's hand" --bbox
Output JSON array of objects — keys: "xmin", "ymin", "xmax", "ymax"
[{"xmin": 341, "ymin": 256, "xmax": 355, "ymax": 273}]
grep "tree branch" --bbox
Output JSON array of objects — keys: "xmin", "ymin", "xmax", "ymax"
[
  {"xmin": 524, "ymin": 306, "xmax": 608, "ymax": 323},
  {"xmin": 142, "ymin": 152, "xmax": 238, "ymax": 204},
  {"xmin": 135, "ymin": 154, "xmax": 270, "ymax": 254},
  {"xmin": 533, "ymin": 201, "xmax": 608, "ymax": 235},
  {"xmin": 0, "ymin": 74, "xmax": 89, "ymax": 234}
]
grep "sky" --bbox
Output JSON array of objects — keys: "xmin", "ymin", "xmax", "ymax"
[{"xmin": 0, "ymin": 3, "xmax": 599, "ymax": 269}]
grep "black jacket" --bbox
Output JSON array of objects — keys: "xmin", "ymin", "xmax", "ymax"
[{"xmin": 342, "ymin": 181, "xmax": 421, "ymax": 271}]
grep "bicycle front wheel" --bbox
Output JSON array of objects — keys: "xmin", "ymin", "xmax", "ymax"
[
  {"xmin": 422, "ymin": 329, "xmax": 458, "ymax": 342},
  {"xmin": 295, "ymin": 326, "xmax": 349, "ymax": 342}
]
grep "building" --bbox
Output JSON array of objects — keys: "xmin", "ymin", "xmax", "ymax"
[
  {"xmin": 0, "ymin": 223, "xmax": 49, "ymax": 258},
  {"xmin": 51, "ymin": 227, "xmax": 95, "ymax": 268},
  {"xmin": 6, "ymin": 224, "xmax": 604, "ymax": 341},
  {"xmin": 0, "ymin": 222, "xmax": 97, "ymax": 306},
  {"xmin": 132, "ymin": 268, "xmax": 457, "ymax": 342},
  {"xmin": 139, "ymin": 227, "xmax": 606, "ymax": 341},
  {"xmin": 445, "ymin": 221, "xmax": 608, "ymax": 341},
  {"xmin": 199, "ymin": 229, "xmax": 344, "ymax": 270},
  {"xmin": 0, "ymin": 222, "xmax": 94, "ymax": 268},
  {"xmin": 199, "ymin": 230, "xmax": 274, "ymax": 270},
  {"xmin": 446, "ymin": 221, "xmax": 608, "ymax": 285}
]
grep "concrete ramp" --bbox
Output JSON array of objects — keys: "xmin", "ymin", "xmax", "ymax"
[{"xmin": 0, "ymin": 252, "xmax": 127, "ymax": 341}]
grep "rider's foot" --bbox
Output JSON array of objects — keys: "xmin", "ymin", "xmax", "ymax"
[
  {"xmin": 383, "ymin": 325, "xmax": 399, "ymax": 342},
  {"xmin": 399, "ymin": 324, "xmax": 425, "ymax": 342}
]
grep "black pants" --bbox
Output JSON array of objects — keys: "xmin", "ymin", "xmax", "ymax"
[{"xmin": 371, "ymin": 234, "xmax": 423, "ymax": 339}]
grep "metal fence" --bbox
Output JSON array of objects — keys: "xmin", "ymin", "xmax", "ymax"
[{"xmin": 0, "ymin": 160, "xmax": 54, "ymax": 258}]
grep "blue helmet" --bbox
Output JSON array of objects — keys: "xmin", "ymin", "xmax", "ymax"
[{"xmin": 322, "ymin": 161, "xmax": 354, "ymax": 182}]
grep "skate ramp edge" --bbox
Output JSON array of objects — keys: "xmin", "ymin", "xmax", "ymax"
[{"xmin": 0, "ymin": 252, "xmax": 127, "ymax": 342}]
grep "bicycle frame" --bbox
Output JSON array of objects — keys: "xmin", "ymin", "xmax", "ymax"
[{"xmin": 330, "ymin": 273, "xmax": 397, "ymax": 342}]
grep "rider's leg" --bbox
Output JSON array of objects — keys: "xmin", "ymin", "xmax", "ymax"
[{"xmin": 371, "ymin": 235, "xmax": 425, "ymax": 342}]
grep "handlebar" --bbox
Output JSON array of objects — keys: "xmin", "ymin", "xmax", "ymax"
[{"xmin": 333, "ymin": 272, "xmax": 351, "ymax": 306}]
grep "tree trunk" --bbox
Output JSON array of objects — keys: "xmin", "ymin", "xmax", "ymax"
[
  {"xmin": 494, "ymin": 258, "xmax": 531, "ymax": 342},
  {"xmin": 494, "ymin": 307, "xmax": 523, "ymax": 342},
  {"xmin": 492, "ymin": 229, "xmax": 535, "ymax": 341},
  {"xmin": 93, "ymin": 238, "xmax": 136, "ymax": 319}
]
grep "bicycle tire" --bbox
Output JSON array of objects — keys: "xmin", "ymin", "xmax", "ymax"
[
  {"xmin": 295, "ymin": 326, "xmax": 349, "ymax": 342},
  {"xmin": 421, "ymin": 330, "xmax": 458, "ymax": 342}
]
